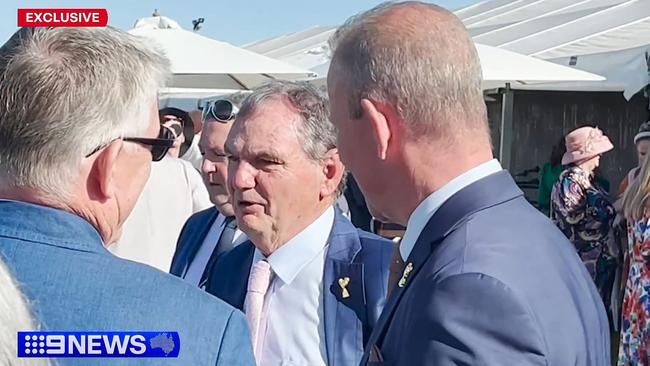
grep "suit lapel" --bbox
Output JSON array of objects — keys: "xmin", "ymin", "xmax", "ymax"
[
  {"xmin": 361, "ymin": 171, "xmax": 524, "ymax": 364},
  {"xmin": 205, "ymin": 241, "xmax": 255, "ymax": 310},
  {"xmin": 323, "ymin": 210, "xmax": 365, "ymax": 366},
  {"xmin": 177, "ymin": 209, "xmax": 219, "ymax": 277}
]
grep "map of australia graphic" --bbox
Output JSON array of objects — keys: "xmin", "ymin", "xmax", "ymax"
[{"xmin": 149, "ymin": 333, "xmax": 175, "ymax": 356}]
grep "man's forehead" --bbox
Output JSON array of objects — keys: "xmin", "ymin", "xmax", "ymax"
[
  {"xmin": 200, "ymin": 122, "xmax": 232, "ymax": 148},
  {"xmin": 203, "ymin": 121, "xmax": 233, "ymax": 137},
  {"xmin": 238, "ymin": 101, "xmax": 301, "ymax": 134},
  {"xmin": 228, "ymin": 115, "xmax": 301, "ymax": 154}
]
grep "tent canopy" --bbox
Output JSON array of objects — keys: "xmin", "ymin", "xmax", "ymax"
[
  {"xmin": 129, "ymin": 16, "xmax": 315, "ymax": 90},
  {"xmin": 458, "ymin": 0, "xmax": 650, "ymax": 98},
  {"xmin": 247, "ymin": 0, "xmax": 649, "ymax": 97},
  {"xmin": 245, "ymin": 26, "xmax": 604, "ymax": 90}
]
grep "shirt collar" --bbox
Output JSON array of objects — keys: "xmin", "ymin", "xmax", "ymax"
[
  {"xmin": 253, "ymin": 206, "xmax": 334, "ymax": 285},
  {"xmin": 0, "ymin": 200, "xmax": 105, "ymax": 253},
  {"xmin": 399, "ymin": 159, "xmax": 503, "ymax": 261}
]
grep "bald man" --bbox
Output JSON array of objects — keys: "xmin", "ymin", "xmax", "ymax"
[{"xmin": 328, "ymin": 2, "xmax": 610, "ymax": 365}]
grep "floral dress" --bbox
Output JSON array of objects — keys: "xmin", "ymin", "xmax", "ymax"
[
  {"xmin": 550, "ymin": 165, "xmax": 618, "ymax": 309},
  {"xmin": 619, "ymin": 218, "xmax": 650, "ymax": 365}
]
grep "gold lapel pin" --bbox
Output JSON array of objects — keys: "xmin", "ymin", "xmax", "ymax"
[
  {"xmin": 398, "ymin": 262, "xmax": 414, "ymax": 288},
  {"xmin": 338, "ymin": 277, "xmax": 351, "ymax": 299}
]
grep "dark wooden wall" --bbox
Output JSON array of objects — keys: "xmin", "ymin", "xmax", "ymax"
[{"xmin": 486, "ymin": 90, "xmax": 649, "ymax": 199}]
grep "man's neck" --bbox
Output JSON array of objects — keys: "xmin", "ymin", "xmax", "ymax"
[{"xmin": 395, "ymin": 141, "xmax": 494, "ymax": 224}]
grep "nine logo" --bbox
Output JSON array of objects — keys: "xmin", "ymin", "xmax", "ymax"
[{"xmin": 17, "ymin": 332, "xmax": 180, "ymax": 358}]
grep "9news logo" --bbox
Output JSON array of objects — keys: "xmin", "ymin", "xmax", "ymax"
[{"xmin": 17, "ymin": 332, "xmax": 180, "ymax": 358}]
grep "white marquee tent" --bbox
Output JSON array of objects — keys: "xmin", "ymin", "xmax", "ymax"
[
  {"xmin": 246, "ymin": 0, "xmax": 650, "ymax": 98},
  {"xmin": 245, "ymin": 26, "xmax": 604, "ymax": 90},
  {"xmin": 459, "ymin": 0, "xmax": 650, "ymax": 99}
]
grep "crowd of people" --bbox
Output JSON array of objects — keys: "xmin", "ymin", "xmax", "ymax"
[
  {"xmin": 1, "ymin": 1, "xmax": 649, "ymax": 366},
  {"xmin": 535, "ymin": 121, "xmax": 650, "ymax": 365}
]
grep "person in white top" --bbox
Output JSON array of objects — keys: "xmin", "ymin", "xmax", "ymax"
[
  {"xmin": 108, "ymin": 109, "xmax": 212, "ymax": 271},
  {"xmin": 207, "ymin": 81, "xmax": 393, "ymax": 366}
]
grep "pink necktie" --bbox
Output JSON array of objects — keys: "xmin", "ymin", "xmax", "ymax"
[{"xmin": 245, "ymin": 260, "xmax": 272, "ymax": 361}]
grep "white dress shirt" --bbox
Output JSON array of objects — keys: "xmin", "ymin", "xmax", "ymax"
[
  {"xmin": 399, "ymin": 159, "xmax": 503, "ymax": 261},
  {"xmin": 247, "ymin": 206, "xmax": 334, "ymax": 366},
  {"xmin": 183, "ymin": 214, "xmax": 247, "ymax": 286}
]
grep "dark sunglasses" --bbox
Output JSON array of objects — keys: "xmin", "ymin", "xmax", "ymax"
[
  {"xmin": 202, "ymin": 99, "xmax": 237, "ymax": 123},
  {"xmin": 85, "ymin": 126, "xmax": 175, "ymax": 162}
]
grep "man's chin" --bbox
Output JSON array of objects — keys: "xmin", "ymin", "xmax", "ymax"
[
  {"xmin": 368, "ymin": 205, "xmax": 394, "ymax": 225},
  {"xmin": 214, "ymin": 201, "xmax": 235, "ymax": 217}
]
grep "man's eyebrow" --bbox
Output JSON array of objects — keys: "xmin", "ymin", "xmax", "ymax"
[{"xmin": 256, "ymin": 150, "xmax": 282, "ymax": 160}]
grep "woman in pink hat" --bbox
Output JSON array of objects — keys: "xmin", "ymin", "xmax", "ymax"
[{"xmin": 550, "ymin": 126, "xmax": 618, "ymax": 314}]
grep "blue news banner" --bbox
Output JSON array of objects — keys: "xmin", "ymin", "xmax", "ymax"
[{"xmin": 17, "ymin": 331, "xmax": 180, "ymax": 358}]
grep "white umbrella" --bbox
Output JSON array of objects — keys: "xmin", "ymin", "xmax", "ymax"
[
  {"xmin": 302, "ymin": 43, "xmax": 604, "ymax": 89},
  {"xmin": 129, "ymin": 16, "xmax": 316, "ymax": 90},
  {"xmin": 476, "ymin": 43, "xmax": 605, "ymax": 89}
]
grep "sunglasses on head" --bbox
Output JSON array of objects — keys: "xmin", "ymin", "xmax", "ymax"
[
  {"xmin": 202, "ymin": 99, "xmax": 237, "ymax": 123},
  {"xmin": 85, "ymin": 126, "xmax": 175, "ymax": 162}
]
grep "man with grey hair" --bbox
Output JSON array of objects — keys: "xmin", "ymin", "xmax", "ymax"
[
  {"xmin": 0, "ymin": 27, "xmax": 253, "ymax": 365},
  {"xmin": 207, "ymin": 80, "xmax": 392, "ymax": 366},
  {"xmin": 328, "ymin": 2, "xmax": 609, "ymax": 365}
]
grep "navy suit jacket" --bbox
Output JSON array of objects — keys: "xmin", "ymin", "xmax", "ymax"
[
  {"xmin": 0, "ymin": 201, "xmax": 254, "ymax": 366},
  {"xmin": 362, "ymin": 171, "xmax": 610, "ymax": 366},
  {"xmin": 169, "ymin": 207, "xmax": 219, "ymax": 276},
  {"xmin": 208, "ymin": 209, "xmax": 393, "ymax": 366}
]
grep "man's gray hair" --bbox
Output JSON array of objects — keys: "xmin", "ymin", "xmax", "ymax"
[
  {"xmin": 221, "ymin": 91, "xmax": 251, "ymax": 107},
  {"xmin": 238, "ymin": 81, "xmax": 346, "ymax": 196},
  {"xmin": 0, "ymin": 27, "xmax": 170, "ymax": 199},
  {"xmin": 329, "ymin": 1, "xmax": 488, "ymax": 141},
  {"xmin": 0, "ymin": 259, "xmax": 47, "ymax": 365}
]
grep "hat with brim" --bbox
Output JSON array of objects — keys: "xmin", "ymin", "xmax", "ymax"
[
  {"xmin": 159, "ymin": 107, "xmax": 195, "ymax": 157},
  {"xmin": 561, "ymin": 126, "xmax": 614, "ymax": 165}
]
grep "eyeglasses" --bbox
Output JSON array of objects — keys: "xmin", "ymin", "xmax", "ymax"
[
  {"xmin": 85, "ymin": 126, "xmax": 175, "ymax": 162},
  {"xmin": 202, "ymin": 99, "xmax": 238, "ymax": 123},
  {"xmin": 124, "ymin": 127, "xmax": 175, "ymax": 161}
]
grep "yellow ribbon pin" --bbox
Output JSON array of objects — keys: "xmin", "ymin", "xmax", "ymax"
[
  {"xmin": 338, "ymin": 277, "xmax": 351, "ymax": 298},
  {"xmin": 398, "ymin": 262, "xmax": 414, "ymax": 288}
]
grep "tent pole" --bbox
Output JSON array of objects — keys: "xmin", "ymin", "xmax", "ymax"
[{"xmin": 499, "ymin": 83, "xmax": 514, "ymax": 171}]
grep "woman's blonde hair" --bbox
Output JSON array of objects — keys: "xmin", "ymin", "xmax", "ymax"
[{"xmin": 623, "ymin": 152, "xmax": 650, "ymax": 221}]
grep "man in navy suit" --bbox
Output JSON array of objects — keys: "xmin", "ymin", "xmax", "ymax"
[
  {"xmin": 327, "ymin": 2, "xmax": 610, "ymax": 365},
  {"xmin": 0, "ymin": 27, "xmax": 253, "ymax": 365},
  {"xmin": 170, "ymin": 97, "xmax": 249, "ymax": 288},
  {"xmin": 208, "ymin": 81, "xmax": 392, "ymax": 366}
]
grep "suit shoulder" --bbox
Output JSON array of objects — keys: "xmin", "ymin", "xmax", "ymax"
[
  {"xmin": 174, "ymin": 207, "xmax": 217, "ymax": 258},
  {"xmin": 186, "ymin": 207, "xmax": 218, "ymax": 224},
  {"xmin": 106, "ymin": 255, "xmax": 236, "ymax": 317},
  {"xmin": 353, "ymin": 229, "xmax": 393, "ymax": 272},
  {"xmin": 409, "ymin": 272, "xmax": 548, "ymax": 363},
  {"xmin": 356, "ymin": 229, "xmax": 393, "ymax": 247}
]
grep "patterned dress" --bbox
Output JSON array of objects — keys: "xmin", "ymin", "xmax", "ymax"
[
  {"xmin": 619, "ymin": 219, "xmax": 650, "ymax": 365},
  {"xmin": 550, "ymin": 165, "xmax": 617, "ymax": 308}
]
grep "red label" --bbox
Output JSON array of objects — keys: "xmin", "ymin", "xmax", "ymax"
[{"xmin": 18, "ymin": 9, "xmax": 108, "ymax": 27}]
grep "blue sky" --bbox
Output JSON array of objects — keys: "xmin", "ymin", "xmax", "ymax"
[{"xmin": 2, "ymin": 0, "xmax": 481, "ymax": 46}]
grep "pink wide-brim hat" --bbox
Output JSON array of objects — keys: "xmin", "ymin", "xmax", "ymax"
[{"xmin": 561, "ymin": 126, "xmax": 614, "ymax": 165}]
